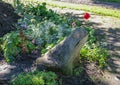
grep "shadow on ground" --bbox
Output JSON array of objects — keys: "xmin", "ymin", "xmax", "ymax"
[
  {"xmin": 95, "ymin": 27, "xmax": 120, "ymax": 73},
  {"xmin": 0, "ymin": 56, "xmax": 38, "ymax": 84}
]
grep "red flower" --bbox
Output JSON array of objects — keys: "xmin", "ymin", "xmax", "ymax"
[{"xmin": 83, "ymin": 12, "xmax": 90, "ymax": 20}]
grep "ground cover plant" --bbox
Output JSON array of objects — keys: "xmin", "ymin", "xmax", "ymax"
[
  {"xmin": 80, "ymin": 27, "xmax": 108, "ymax": 68},
  {"xmin": 0, "ymin": 0, "xmax": 109, "ymax": 85},
  {"xmin": 10, "ymin": 71, "xmax": 58, "ymax": 85}
]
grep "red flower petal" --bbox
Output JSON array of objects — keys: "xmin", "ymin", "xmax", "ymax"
[{"xmin": 83, "ymin": 13, "xmax": 90, "ymax": 20}]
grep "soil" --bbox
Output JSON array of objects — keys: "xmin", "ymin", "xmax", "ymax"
[
  {"xmin": 0, "ymin": 0, "xmax": 120, "ymax": 85},
  {"xmin": 0, "ymin": 1, "xmax": 20, "ymax": 37}
]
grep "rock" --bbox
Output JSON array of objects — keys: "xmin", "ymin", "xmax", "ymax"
[
  {"xmin": 36, "ymin": 28, "xmax": 88, "ymax": 75},
  {"xmin": 115, "ymin": 76, "xmax": 120, "ymax": 81}
]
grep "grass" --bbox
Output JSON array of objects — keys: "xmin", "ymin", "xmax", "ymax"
[
  {"xmin": 2, "ymin": 0, "xmax": 120, "ymax": 18},
  {"xmin": 42, "ymin": 0, "xmax": 120, "ymax": 19},
  {"xmin": 100, "ymin": 0, "xmax": 120, "ymax": 3}
]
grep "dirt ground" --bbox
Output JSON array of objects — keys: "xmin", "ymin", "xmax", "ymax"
[{"xmin": 0, "ymin": 1, "xmax": 19, "ymax": 37}]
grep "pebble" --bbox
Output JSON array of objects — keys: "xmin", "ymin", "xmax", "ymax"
[{"xmin": 114, "ymin": 76, "xmax": 119, "ymax": 81}]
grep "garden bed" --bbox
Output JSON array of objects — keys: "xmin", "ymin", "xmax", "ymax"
[{"xmin": 0, "ymin": 0, "xmax": 108, "ymax": 85}]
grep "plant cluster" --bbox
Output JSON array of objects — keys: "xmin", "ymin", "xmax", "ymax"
[
  {"xmin": 0, "ymin": 30, "xmax": 36, "ymax": 62},
  {"xmin": 25, "ymin": 3, "xmax": 63, "ymax": 23},
  {"xmin": 80, "ymin": 27, "xmax": 108, "ymax": 68},
  {"xmin": 10, "ymin": 71, "xmax": 58, "ymax": 85},
  {"xmin": 0, "ymin": 2, "xmax": 73, "ymax": 62},
  {"xmin": 15, "ymin": 2, "xmax": 68, "ymax": 24},
  {"xmin": 0, "ymin": 1, "xmax": 109, "ymax": 69}
]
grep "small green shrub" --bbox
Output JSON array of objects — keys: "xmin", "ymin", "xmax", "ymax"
[
  {"xmin": 73, "ymin": 67, "xmax": 83, "ymax": 76},
  {"xmin": 80, "ymin": 27, "xmax": 108, "ymax": 68},
  {"xmin": 1, "ymin": 31, "xmax": 21, "ymax": 62},
  {"xmin": 1, "ymin": 31, "xmax": 35, "ymax": 62},
  {"xmin": 15, "ymin": 2, "xmax": 67, "ymax": 24},
  {"xmin": 10, "ymin": 71, "xmax": 58, "ymax": 85},
  {"xmin": 28, "ymin": 20, "xmax": 71, "ymax": 53},
  {"xmin": 17, "ymin": 16, "xmax": 72, "ymax": 53}
]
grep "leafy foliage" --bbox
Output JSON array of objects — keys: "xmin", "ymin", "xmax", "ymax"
[
  {"xmin": 15, "ymin": 2, "xmax": 73, "ymax": 54},
  {"xmin": 27, "ymin": 20, "xmax": 71, "ymax": 53},
  {"xmin": 73, "ymin": 67, "xmax": 84, "ymax": 76},
  {"xmin": 0, "ymin": 2, "xmax": 73, "ymax": 62},
  {"xmin": 80, "ymin": 27, "xmax": 108, "ymax": 68},
  {"xmin": 15, "ymin": 2, "xmax": 68, "ymax": 24},
  {"xmin": 10, "ymin": 71, "xmax": 58, "ymax": 85},
  {"xmin": 1, "ymin": 31, "xmax": 35, "ymax": 62}
]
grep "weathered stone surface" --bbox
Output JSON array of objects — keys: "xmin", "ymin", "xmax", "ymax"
[{"xmin": 36, "ymin": 28, "xmax": 88, "ymax": 75}]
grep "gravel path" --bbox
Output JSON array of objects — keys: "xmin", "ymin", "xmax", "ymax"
[{"xmin": 49, "ymin": 6, "xmax": 120, "ymax": 85}]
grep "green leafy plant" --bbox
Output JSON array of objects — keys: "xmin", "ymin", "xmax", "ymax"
[
  {"xmin": 1, "ymin": 31, "xmax": 21, "ymax": 62},
  {"xmin": 0, "ymin": 2, "xmax": 74, "ymax": 62},
  {"xmin": 73, "ymin": 67, "xmax": 84, "ymax": 76},
  {"xmin": 1, "ymin": 30, "xmax": 35, "ymax": 62},
  {"xmin": 80, "ymin": 27, "xmax": 108, "ymax": 68},
  {"xmin": 16, "ymin": 2, "xmax": 68, "ymax": 24},
  {"xmin": 27, "ymin": 20, "xmax": 71, "ymax": 54},
  {"xmin": 10, "ymin": 71, "xmax": 58, "ymax": 85},
  {"xmin": 25, "ymin": 3, "xmax": 57, "ymax": 21}
]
